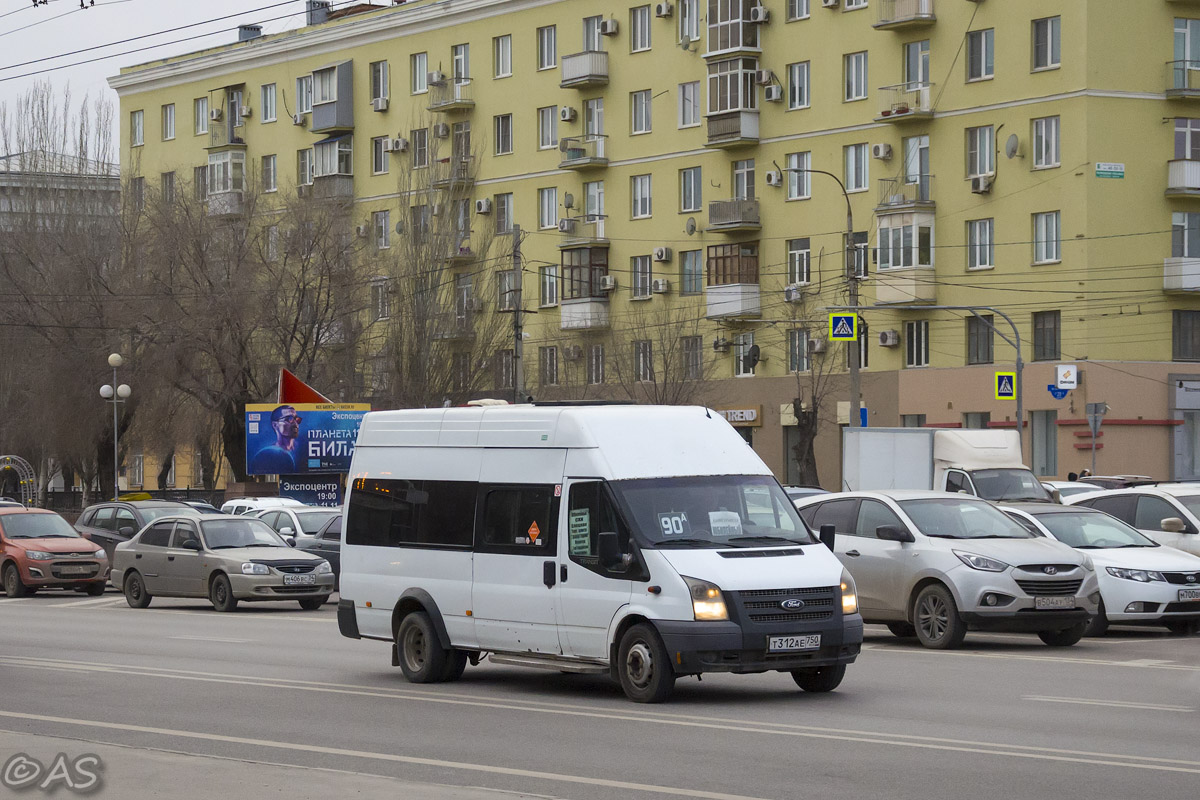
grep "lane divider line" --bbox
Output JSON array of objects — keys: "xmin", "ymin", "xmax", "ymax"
[{"xmin": 1024, "ymin": 696, "xmax": 1193, "ymax": 713}]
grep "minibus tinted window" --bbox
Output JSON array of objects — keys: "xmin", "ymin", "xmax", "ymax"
[
  {"xmin": 347, "ymin": 478, "xmax": 475, "ymax": 547},
  {"xmin": 479, "ymin": 486, "xmax": 557, "ymax": 551}
]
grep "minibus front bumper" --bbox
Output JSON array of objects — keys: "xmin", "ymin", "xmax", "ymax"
[{"xmin": 652, "ymin": 615, "xmax": 863, "ymax": 675}]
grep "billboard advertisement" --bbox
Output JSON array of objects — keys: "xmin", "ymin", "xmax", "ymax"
[
  {"xmin": 279, "ymin": 475, "xmax": 343, "ymax": 507},
  {"xmin": 245, "ymin": 403, "xmax": 370, "ymax": 476}
]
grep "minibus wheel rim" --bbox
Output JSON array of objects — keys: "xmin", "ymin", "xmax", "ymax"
[
  {"xmin": 625, "ymin": 642, "xmax": 655, "ymax": 688},
  {"xmin": 402, "ymin": 625, "xmax": 428, "ymax": 672}
]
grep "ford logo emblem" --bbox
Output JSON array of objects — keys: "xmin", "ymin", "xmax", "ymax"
[
  {"xmin": 1043, "ymin": 566, "xmax": 1059, "ymax": 575},
  {"xmin": 780, "ymin": 598, "xmax": 806, "ymax": 610}
]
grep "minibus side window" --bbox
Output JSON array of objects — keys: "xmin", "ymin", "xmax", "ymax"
[
  {"xmin": 477, "ymin": 485, "xmax": 558, "ymax": 554},
  {"xmin": 346, "ymin": 477, "xmax": 475, "ymax": 548},
  {"xmin": 566, "ymin": 481, "xmax": 643, "ymax": 579}
]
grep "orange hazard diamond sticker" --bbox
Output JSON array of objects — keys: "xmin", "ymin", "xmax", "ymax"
[{"xmin": 528, "ymin": 521, "xmax": 541, "ymax": 542}]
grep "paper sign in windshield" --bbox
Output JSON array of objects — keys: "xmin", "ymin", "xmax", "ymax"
[
  {"xmin": 708, "ymin": 511, "xmax": 742, "ymax": 538},
  {"xmin": 568, "ymin": 510, "xmax": 591, "ymax": 556},
  {"xmin": 657, "ymin": 512, "xmax": 692, "ymax": 538}
]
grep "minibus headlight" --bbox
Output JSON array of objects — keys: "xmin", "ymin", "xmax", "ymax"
[
  {"xmin": 682, "ymin": 576, "xmax": 728, "ymax": 621},
  {"xmin": 841, "ymin": 570, "xmax": 858, "ymax": 615}
]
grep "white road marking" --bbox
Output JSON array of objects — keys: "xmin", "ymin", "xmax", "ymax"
[
  {"xmin": 3, "ymin": 657, "xmax": 1200, "ymax": 774},
  {"xmin": 167, "ymin": 636, "xmax": 250, "ymax": 643},
  {"xmin": 1024, "ymin": 696, "xmax": 1194, "ymax": 713},
  {"xmin": 48, "ymin": 596, "xmax": 127, "ymax": 608},
  {"xmin": 860, "ymin": 642, "xmax": 1200, "ymax": 671}
]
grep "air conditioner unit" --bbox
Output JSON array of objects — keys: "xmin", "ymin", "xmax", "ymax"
[
  {"xmin": 209, "ymin": 108, "xmax": 223, "ymax": 122},
  {"xmin": 598, "ymin": 274, "xmax": 617, "ymax": 291},
  {"xmin": 297, "ymin": 184, "xmax": 312, "ymax": 198},
  {"xmin": 557, "ymin": 218, "xmax": 576, "ymax": 233},
  {"xmin": 475, "ymin": 198, "xmax": 493, "ymax": 214},
  {"xmin": 382, "ymin": 138, "xmax": 396, "ymax": 153},
  {"xmin": 765, "ymin": 170, "xmax": 784, "ymax": 187},
  {"xmin": 652, "ymin": 246, "xmax": 673, "ymax": 262},
  {"xmin": 783, "ymin": 285, "xmax": 804, "ymax": 303},
  {"xmin": 821, "ymin": 0, "xmax": 839, "ymax": 8},
  {"xmin": 428, "ymin": 70, "xmax": 447, "ymax": 85},
  {"xmin": 808, "ymin": 338, "xmax": 827, "ymax": 354},
  {"xmin": 372, "ymin": 97, "xmax": 389, "ymax": 112},
  {"xmin": 970, "ymin": 175, "xmax": 993, "ymax": 194},
  {"xmin": 655, "ymin": 2, "xmax": 673, "ymax": 18},
  {"xmin": 879, "ymin": 329, "xmax": 901, "ymax": 347},
  {"xmin": 763, "ymin": 85, "xmax": 783, "ymax": 103},
  {"xmin": 754, "ymin": 69, "xmax": 774, "ymax": 86},
  {"xmin": 433, "ymin": 123, "xmax": 450, "ymax": 138},
  {"xmin": 392, "ymin": 137, "xmax": 408, "ymax": 152},
  {"xmin": 599, "ymin": 18, "xmax": 618, "ymax": 35},
  {"xmin": 560, "ymin": 106, "xmax": 577, "ymax": 123},
  {"xmin": 749, "ymin": 6, "xmax": 769, "ymax": 24},
  {"xmin": 651, "ymin": 278, "xmax": 671, "ymax": 293},
  {"xmin": 239, "ymin": 106, "xmax": 252, "ymax": 119},
  {"xmin": 563, "ymin": 344, "xmax": 584, "ymax": 361},
  {"xmin": 292, "ymin": 113, "xmax": 306, "ymax": 126},
  {"xmin": 713, "ymin": 337, "xmax": 731, "ymax": 353},
  {"xmin": 355, "ymin": 224, "xmax": 369, "ymax": 238},
  {"xmin": 872, "ymin": 143, "xmax": 893, "ymax": 161}
]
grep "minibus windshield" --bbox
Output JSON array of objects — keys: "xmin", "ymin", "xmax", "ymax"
[{"xmin": 611, "ymin": 475, "xmax": 817, "ymax": 548}]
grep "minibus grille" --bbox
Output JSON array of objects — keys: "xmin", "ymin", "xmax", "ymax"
[{"xmin": 734, "ymin": 587, "xmax": 837, "ymax": 624}]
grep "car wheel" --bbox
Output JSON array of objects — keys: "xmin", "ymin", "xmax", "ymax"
[
  {"xmin": 617, "ymin": 623, "xmax": 676, "ymax": 703},
  {"xmin": 84, "ymin": 582, "xmax": 106, "ymax": 597},
  {"xmin": 886, "ymin": 622, "xmax": 916, "ymax": 638},
  {"xmin": 791, "ymin": 664, "xmax": 847, "ymax": 693},
  {"xmin": 209, "ymin": 573, "xmax": 238, "ymax": 612},
  {"xmin": 1038, "ymin": 622, "xmax": 1087, "ymax": 647},
  {"xmin": 913, "ymin": 584, "xmax": 967, "ymax": 650},
  {"xmin": 440, "ymin": 650, "xmax": 469, "ymax": 682},
  {"xmin": 396, "ymin": 611, "xmax": 448, "ymax": 683},
  {"xmin": 298, "ymin": 596, "xmax": 328, "ymax": 611},
  {"xmin": 123, "ymin": 571, "xmax": 152, "ymax": 608},
  {"xmin": 3, "ymin": 563, "xmax": 28, "ymax": 598},
  {"xmin": 1084, "ymin": 600, "xmax": 1109, "ymax": 637},
  {"xmin": 1164, "ymin": 619, "xmax": 1200, "ymax": 636}
]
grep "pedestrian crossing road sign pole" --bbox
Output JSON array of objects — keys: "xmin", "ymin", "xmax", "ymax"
[
  {"xmin": 995, "ymin": 372, "xmax": 1016, "ymax": 400},
  {"xmin": 829, "ymin": 313, "xmax": 857, "ymax": 342}
]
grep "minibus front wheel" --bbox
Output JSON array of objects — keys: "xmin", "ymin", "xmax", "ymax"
[{"xmin": 617, "ymin": 624, "xmax": 676, "ymax": 703}]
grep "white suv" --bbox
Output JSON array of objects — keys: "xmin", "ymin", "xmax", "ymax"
[
  {"xmin": 1065, "ymin": 485, "xmax": 1200, "ymax": 557},
  {"xmin": 220, "ymin": 497, "xmax": 305, "ymax": 516}
]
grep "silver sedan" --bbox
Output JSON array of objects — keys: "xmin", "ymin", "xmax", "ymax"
[{"xmin": 111, "ymin": 514, "xmax": 334, "ymax": 612}]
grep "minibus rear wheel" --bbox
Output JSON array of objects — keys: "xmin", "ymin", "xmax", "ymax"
[
  {"xmin": 617, "ymin": 624, "xmax": 675, "ymax": 703},
  {"xmin": 397, "ymin": 611, "xmax": 448, "ymax": 683}
]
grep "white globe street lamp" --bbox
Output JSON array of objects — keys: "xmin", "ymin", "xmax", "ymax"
[{"xmin": 99, "ymin": 354, "xmax": 131, "ymax": 501}]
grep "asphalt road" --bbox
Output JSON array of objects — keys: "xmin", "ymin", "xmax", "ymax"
[{"xmin": 1, "ymin": 590, "xmax": 1197, "ymax": 800}]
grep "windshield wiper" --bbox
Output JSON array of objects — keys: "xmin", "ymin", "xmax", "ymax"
[
  {"xmin": 209, "ymin": 545, "xmax": 240, "ymax": 550},
  {"xmin": 242, "ymin": 543, "xmax": 282, "ymax": 548},
  {"xmin": 726, "ymin": 535, "xmax": 808, "ymax": 546},
  {"xmin": 966, "ymin": 534, "xmax": 1021, "ymax": 539},
  {"xmin": 653, "ymin": 538, "xmax": 721, "ymax": 548},
  {"xmin": 922, "ymin": 533, "xmax": 963, "ymax": 539}
]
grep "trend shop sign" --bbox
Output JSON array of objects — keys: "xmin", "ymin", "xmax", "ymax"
[
  {"xmin": 715, "ymin": 406, "xmax": 763, "ymax": 427},
  {"xmin": 245, "ymin": 403, "xmax": 370, "ymax": 475}
]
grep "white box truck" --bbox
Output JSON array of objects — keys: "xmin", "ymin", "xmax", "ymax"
[{"xmin": 842, "ymin": 428, "xmax": 1053, "ymax": 503}]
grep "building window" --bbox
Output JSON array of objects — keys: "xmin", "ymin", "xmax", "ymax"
[
  {"xmin": 967, "ymin": 314, "xmax": 994, "ymax": 365},
  {"xmin": 562, "ymin": 246, "xmax": 609, "ymax": 300},
  {"xmin": 193, "ymin": 165, "xmax": 208, "ymax": 201},
  {"xmin": 261, "ymin": 84, "xmax": 277, "ymax": 122},
  {"xmin": 845, "ymin": 143, "xmax": 868, "ymax": 192},
  {"xmin": 495, "ymin": 192, "xmax": 514, "ymax": 234},
  {"xmin": 314, "ymin": 137, "xmax": 352, "ymax": 177},
  {"xmin": 1033, "ymin": 211, "xmax": 1061, "ymax": 264},
  {"xmin": 786, "ymin": 151, "xmax": 810, "ymax": 200},
  {"xmin": 787, "ymin": 0, "xmax": 809, "ymax": 21},
  {"xmin": 682, "ymin": 336, "xmax": 703, "ymax": 380},
  {"xmin": 1032, "ymin": 16, "xmax": 1061, "ymax": 70},
  {"xmin": 411, "ymin": 52, "xmax": 428, "ymax": 93},
  {"xmin": 634, "ymin": 340, "xmax": 654, "ymax": 382},
  {"xmin": 371, "ymin": 279, "xmax": 391, "ymax": 320},
  {"xmin": 632, "ymin": 255, "xmax": 653, "ymax": 298},
  {"xmin": 369, "ymin": 62, "xmax": 389, "ymax": 103},
  {"xmin": 206, "ymin": 151, "xmax": 244, "ymax": 195},
  {"xmin": 631, "ymin": 174, "xmax": 652, "ymax": 219},
  {"xmin": 905, "ymin": 320, "xmax": 929, "ymax": 368},
  {"xmin": 585, "ymin": 98, "xmax": 605, "ymax": 137},
  {"xmin": 194, "ymin": 97, "xmax": 208, "ymax": 135},
  {"xmin": 789, "ymin": 329, "xmax": 809, "ymax": 373},
  {"xmin": 411, "ymin": 128, "xmax": 429, "ymax": 168},
  {"xmin": 844, "ymin": 51, "xmax": 868, "ymax": 101},
  {"xmin": 1032, "ymin": 116, "xmax": 1060, "ymax": 169},
  {"xmin": 1174, "ymin": 211, "xmax": 1200, "ymax": 257},
  {"xmin": 733, "ymin": 158, "xmax": 755, "ymax": 199},
  {"xmin": 787, "ymin": 61, "xmax": 810, "ymax": 110},
  {"xmin": 680, "ymin": 166, "xmax": 702, "ymax": 212},
  {"xmin": 296, "ymin": 75, "xmax": 313, "ymax": 113},
  {"xmin": 588, "ymin": 344, "xmax": 606, "ymax": 384},
  {"xmin": 680, "ymin": 249, "xmax": 703, "ymax": 294},
  {"xmin": 538, "ymin": 187, "xmax": 557, "ymax": 229},
  {"xmin": 967, "ymin": 218, "xmax": 994, "ymax": 269},
  {"xmin": 1031, "ymin": 410, "xmax": 1058, "ymax": 477},
  {"xmin": 452, "ymin": 43, "xmax": 470, "ymax": 82},
  {"xmin": 493, "ymin": 114, "xmax": 513, "ymax": 156},
  {"xmin": 963, "ymin": 412, "xmax": 991, "ymax": 430},
  {"xmin": 373, "ymin": 210, "xmax": 391, "ymax": 249},
  {"xmin": 851, "ymin": 231, "xmax": 869, "ymax": 278},
  {"xmin": 844, "ymin": 0, "xmax": 866, "ymax": 8},
  {"xmin": 584, "ymin": 179, "xmax": 605, "ymax": 222},
  {"xmin": 297, "ymin": 149, "xmax": 313, "ymax": 185},
  {"xmin": 707, "ymin": 0, "xmax": 759, "ymax": 53},
  {"xmin": 129, "ymin": 452, "xmax": 144, "ymax": 487},
  {"xmin": 161, "ymin": 104, "xmax": 175, "ymax": 140},
  {"xmin": 707, "ymin": 241, "xmax": 758, "ymax": 285},
  {"xmin": 680, "ymin": 0, "xmax": 700, "ymax": 40},
  {"xmin": 904, "ymin": 40, "xmax": 930, "ymax": 88},
  {"xmin": 878, "ymin": 221, "xmax": 933, "ymax": 269},
  {"xmin": 631, "ymin": 89, "xmax": 652, "ymax": 134},
  {"xmin": 966, "ymin": 125, "xmax": 995, "ymax": 177},
  {"xmin": 261, "ymin": 154, "xmax": 276, "ymax": 192},
  {"xmin": 371, "ymin": 137, "xmax": 389, "ymax": 175},
  {"xmin": 1176, "ymin": 118, "xmax": 1200, "ymax": 159},
  {"xmin": 733, "ymin": 332, "xmax": 755, "ymax": 377},
  {"xmin": 1033, "ymin": 310, "xmax": 1061, "ymax": 361},
  {"xmin": 128, "ymin": 176, "xmax": 144, "ymax": 211},
  {"xmin": 313, "ymin": 67, "xmax": 336, "ymax": 104},
  {"xmin": 787, "ymin": 238, "xmax": 810, "ymax": 285},
  {"xmin": 1174, "ymin": 310, "xmax": 1200, "ymax": 360},
  {"xmin": 539, "ymin": 266, "xmax": 559, "ymax": 306},
  {"xmin": 537, "ymin": 25, "xmax": 557, "ymax": 69},
  {"xmin": 679, "ymin": 81, "xmax": 701, "ymax": 128},
  {"xmin": 228, "ymin": 89, "xmax": 244, "ymax": 129},
  {"xmin": 901, "ymin": 414, "xmax": 926, "ymax": 427},
  {"xmin": 494, "ymin": 349, "xmax": 514, "ymax": 390},
  {"xmin": 707, "ymin": 56, "xmax": 759, "ymax": 113},
  {"xmin": 631, "ymin": 5, "xmax": 652, "ymax": 52},
  {"xmin": 130, "ymin": 110, "xmax": 144, "ymax": 147},
  {"xmin": 538, "ymin": 106, "xmax": 558, "ymax": 149},
  {"xmin": 160, "ymin": 172, "xmax": 175, "ymax": 203},
  {"xmin": 494, "ymin": 35, "xmax": 512, "ymax": 78},
  {"xmin": 539, "ymin": 346, "xmax": 559, "ymax": 386},
  {"xmin": 967, "ymin": 29, "xmax": 994, "ymax": 81}
]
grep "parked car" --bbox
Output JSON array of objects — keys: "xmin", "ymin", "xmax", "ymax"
[
  {"xmin": 1, "ymin": 508, "xmax": 108, "ymax": 596},
  {"xmin": 182, "ymin": 500, "xmax": 222, "ymax": 514},
  {"xmin": 255, "ymin": 506, "xmax": 341, "ymax": 547},
  {"xmin": 220, "ymin": 497, "xmax": 304, "ymax": 516},
  {"xmin": 111, "ymin": 514, "xmax": 333, "ymax": 612},
  {"xmin": 784, "ymin": 486, "xmax": 829, "ymax": 505},
  {"xmin": 1077, "ymin": 475, "xmax": 1156, "ymax": 490},
  {"xmin": 1003, "ymin": 503, "xmax": 1200, "ymax": 636},
  {"xmin": 74, "ymin": 500, "xmax": 201, "ymax": 563},
  {"xmin": 1041, "ymin": 481, "xmax": 1102, "ymax": 500},
  {"xmin": 794, "ymin": 490, "xmax": 1100, "ymax": 649},
  {"xmin": 1065, "ymin": 486, "xmax": 1200, "ymax": 557},
  {"xmin": 0, "ymin": 499, "xmax": 25, "ymax": 508},
  {"xmin": 296, "ymin": 513, "xmax": 341, "ymax": 588}
]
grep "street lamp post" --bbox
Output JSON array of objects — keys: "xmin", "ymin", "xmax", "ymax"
[{"xmin": 98, "ymin": 353, "xmax": 131, "ymax": 502}]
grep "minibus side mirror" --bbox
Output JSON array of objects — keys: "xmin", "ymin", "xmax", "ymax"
[
  {"xmin": 818, "ymin": 524, "xmax": 835, "ymax": 551},
  {"xmin": 597, "ymin": 531, "xmax": 622, "ymax": 568},
  {"xmin": 876, "ymin": 525, "xmax": 915, "ymax": 543}
]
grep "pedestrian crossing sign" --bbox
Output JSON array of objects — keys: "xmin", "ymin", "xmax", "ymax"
[
  {"xmin": 995, "ymin": 372, "xmax": 1016, "ymax": 400},
  {"xmin": 829, "ymin": 313, "xmax": 857, "ymax": 342}
]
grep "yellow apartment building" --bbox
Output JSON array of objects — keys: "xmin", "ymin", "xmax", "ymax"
[{"xmin": 109, "ymin": 0, "xmax": 1200, "ymax": 488}]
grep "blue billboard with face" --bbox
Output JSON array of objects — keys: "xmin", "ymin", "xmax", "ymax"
[{"xmin": 245, "ymin": 403, "xmax": 370, "ymax": 475}]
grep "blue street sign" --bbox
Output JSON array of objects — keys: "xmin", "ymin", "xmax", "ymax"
[
  {"xmin": 860, "ymin": 407, "xmax": 868, "ymax": 427},
  {"xmin": 1047, "ymin": 384, "xmax": 1068, "ymax": 400}
]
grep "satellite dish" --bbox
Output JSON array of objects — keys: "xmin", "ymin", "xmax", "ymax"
[
  {"xmin": 679, "ymin": 38, "xmax": 693, "ymax": 52},
  {"xmin": 563, "ymin": 192, "xmax": 575, "ymax": 209},
  {"xmin": 558, "ymin": 139, "xmax": 570, "ymax": 153},
  {"xmin": 1005, "ymin": 134, "xmax": 1021, "ymax": 159},
  {"xmin": 685, "ymin": 216, "xmax": 697, "ymax": 235},
  {"xmin": 742, "ymin": 344, "xmax": 761, "ymax": 373}
]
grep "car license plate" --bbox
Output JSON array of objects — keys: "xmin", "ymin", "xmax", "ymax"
[
  {"xmin": 1179, "ymin": 588, "xmax": 1200, "ymax": 602},
  {"xmin": 283, "ymin": 574, "xmax": 315, "ymax": 585},
  {"xmin": 1034, "ymin": 596, "xmax": 1075, "ymax": 610},
  {"xmin": 59, "ymin": 565, "xmax": 89, "ymax": 575},
  {"xmin": 767, "ymin": 634, "xmax": 821, "ymax": 653}
]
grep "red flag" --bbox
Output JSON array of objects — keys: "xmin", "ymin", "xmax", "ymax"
[{"xmin": 277, "ymin": 369, "xmax": 331, "ymax": 404}]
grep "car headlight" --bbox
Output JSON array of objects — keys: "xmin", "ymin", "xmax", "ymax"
[
  {"xmin": 315, "ymin": 561, "xmax": 332, "ymax": 574},
  {"xmin": 1105, "ymin": 567, "xmax": 1165, "ymax": 583},
  {"xmin": 954, "ymin": 550, "xmax": 1009, "ymax": 572},
  {"xmin": 841, "ymin": 569, "xmax": 858, "ymax": 615},
  {"xmin": 682, "ymin": 576, "xmax": 728, "ymax": 621},
  {"xmin": 25, "ymin": 550, "xmax": 54, "ymax": 561},
  {"xmin": 241, "ymin": 563, "xmax": 270, "ymax": 575}
]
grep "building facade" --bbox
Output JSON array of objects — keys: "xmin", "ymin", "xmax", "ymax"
[{"xmin": 109, "ymin": 0, "xmax": 1200, "ymax": 487}]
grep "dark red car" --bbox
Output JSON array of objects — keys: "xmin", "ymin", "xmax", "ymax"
[{"xmin": 0, "ymin": 508, "xmax": 109, "ymax": 596}]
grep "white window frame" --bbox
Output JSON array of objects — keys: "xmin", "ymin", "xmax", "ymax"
[
  {"xmin": 374, "ymin": 210, "xmax": 391, "ymax": 250},
  {"xmin": 1032, "ymin": 116, "xmax": 1060, "ymax": 169},
  {"xmin": 681, "ymin": 250, "xmax": 703, "ymax": 294},
  {"xmin": 631, "ymin": 89, "xmax": 652, "ymax": 134},
  {"xmin": 844, "ymin": 0, "xmax": 867, "ymax": 9},
  {"xmin": 130, "ymin": 110, "xmax": 144, "ymax": 147},
  {"xmin": 540, "ymin": 265, "xmax": 559, "ymax": 307},
  {"xmin": 313, "ymin": 67, "xmax": 336, "ymax": 105},
  {"xmin": 786, "ymin": 151, "xmax": 811, "ymax": 200},
  {"xmin": 297, "ymin": 149, "xmax": 314, "ymax": 186},
  {"xmin": 540, "ymin": 346, "xmax": 560, "ymax": 386},
  {"xmin": 370, "ymin": 62, "xmax": 389, "ymax": 102},
  {"xmin": 262, "ymin": 154, "xmax": 277, "ymax": 192},
  {"xmin": 966, "ymin": 125, "xmax": 995, "ymax": 178},
  {"xmin": 632, "ymin": 256, "xmax": 653, "ymax": 299},
  {"xmin": 1174, "ymin": 211, "xmax": 1200, "ymax": 258},
  {"xmin": 733, "ymin": 332, "xmax": 755, "ymax": 377},
  {"xmin": 967, "ymin": 218, "xmax": 994, "ymax": 270},
  {"xmin": 371, "ymin": 279, "xmax": 391, "ymax": 320},
  {"xmin": 314, "ymin": 138, "xmax": 352, "ymax": 177},
  {"xmin": 680, "ymin": 0, "xmax": 700, "ymax": 41},
  {"xmin": 787, "ymin": 0, "xmax": 809, "ymax": 21},
  {"xmin": 495, "ymin": 192, "xmax": 514, "ymax": 234},
  {"xmin": 261, "ymin": 84, "xmax": 277, "ymax": 122},
  {"xmin": 538, "ymin": 187, "xmax": 558, "ymax": 229},
  {"xmin": 905, "ymin": 320, "xmax": 930, "ymax": 368},
  {"xmin": 787, "ymin": 61, "xmax": 810, "ymax": 110},
  {"xmin": 789, "ymin": 329, "xmax": 810, "ymax": 373},
  {"xmin": 634, "ymin": 340, "xmax": 654, "ymax": 382},
  {"xmin": 845, "ymin": 143, "xmax": 868, "ymax": 192},
  {"xmin": 537, "ymin": 106, "xmax": 559, "ymax": 149},
  {"xmin": 161, "ymin": 104, "xmax": 175, "ymax": 141},
  {"xmin": 372, "ymin": 137, "xmax": 389, "ymax": 175},
  {"xmin": 631, "ymin": 5, "xmax": 652, "ymax": 52},
  {"xmin": 296, "ymin": 75, "xmax": 313, "ymax": 113},
  {"xmin": 878, "ymin": 221, "xmax": 933, "ymax": 270},
  {"xmin": 494, "ymin": 114, "xmax": 513, "ymax": 155},
  {"xmin": 452, "ymin": 43, "xmax": 471, "ymax": 83},
  {"xmin": 680, "ymin": 166, "xmax": 702, "ymax": 212},
  {"xmin": 632, "ymin": 174, "xmax": 652, "ymax": 219},
  {"xmin": 679, "ymin": 81, "xmax": 701, "ymax": 128},
  {"xmin": 707, "ymin": 56, "xmax": 759, "ymax": 113},
  {"xmin": 411, "ymin": 53, "xmax": 429, "ymax": 94},
  {"xmin": 733, "ymin": 158, "xmax": 755, "ymax": 200},
  {"xmin": 207, "ymin": 151, "xmax": 245, "ymax": 195},
  {"xmin": 538, "ymin": 26, "xmax": 557, "ymax": 70},
  {"xmin": 1033, "ymin": 211, "xmax": 1061, "ymax": 264},
  {"xmin": 1033, "ymin": 16, "xmax": 1061, "ymax": 71},
  {"xmin": 844, "ymin": 51, "xmax": 868, "ymax": 102},
  {"xmin": 587, "ymin": 344, "xmax": 606, "ymax": 385},
  {"xmin": 787, "ymin": 238, "xmax": 811, "ymax": 285},
  {"xmin": 967, "ymin": 29, "xmax": 994, "ymax": 81},
  {"xmin": 494, "ymin": 35, "xmax": 512, "ymax": 78},
  {"xmin": 411, "ymin": 128, "xmax": 429, "ymax": 168},
  {"xmin": 194, "ymin": 97, "xmax": 209, "ymax": 135}
]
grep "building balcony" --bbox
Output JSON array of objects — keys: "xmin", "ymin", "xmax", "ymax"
[
  {"xmin": 446, "ymin": 237, "xmax": 474, "ymax": 265},
  {"xmin": 705, "ymin": 284, "xmax": 761, "ymax": 319},
  {"xmin": 427, "ymin": 79, "xmax": 474, "ymax": 113},
  {"xmin": 206, "ymin": 124, "xmax": 247, "ymax": 150},
  {"xmin": 558, "ymin": 217, "xmax": 608, "ymax": 249},
  {"xmin": 1165, "ymin": 257, "xmax": 1200, "ymax": 291},
  {"xmin": 1167, "ymin": 61, "xmax": 1200, "ymax": 99},
  {"xmin": 874, "ymin": 266, "xmax": 937, "ymax": 305},
  {"xmin": 206, "ymin": 190, "xmax": 243, "ymax": 217},
  {"xmin": 312, "ymin": 174, "xmax": 354, "ymax": 200},
  {"xmin": 1167, "ymin": 159, "xmax": 1200, "ymax": 197},
  {"xmin": 877, "ymin": 83, "xmax": 935, "ymax": 122},
  {"xmin": 705, "ymin": 110, "xmax": 759, "ymax": 148},
  {"xmin": 706, "ymin": 199, "xmax": 760, "ymax": 233},
  {"xmin": 560, "ymin": 298, "xmax": 610, "ymax": 330},
  {"xmin": 873, "ymin": 0, "xmax": 935, "ymax": 30},
  {"xmin": 431, "ymin": 311, "xmax": 475, "ymax": 341},
  {"xmin": 559, "ymin": 136, "xmax": 609, "ymax": 170},
  {"xmin": 431, "ymin": 156, "xmax": 475, "ymax": 190},
  {"xmin": 877, "ymin": 176, "xmax": 935, "ymax": 211},
  {"xmin": 561, "ymin": 51, "xmax": 609, "ymax": 88}
]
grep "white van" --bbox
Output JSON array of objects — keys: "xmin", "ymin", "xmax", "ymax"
[{"xmin": 337, "ymin": 404, "xmax": 863, "ymax": 703}]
